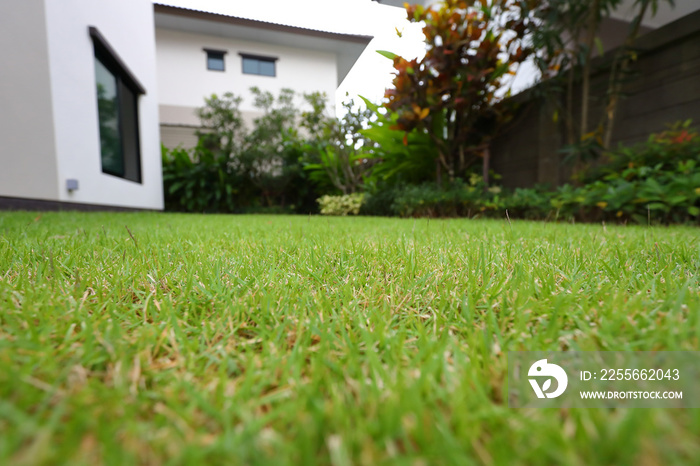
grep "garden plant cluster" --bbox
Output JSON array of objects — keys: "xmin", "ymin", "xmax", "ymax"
[
  {"xmin": 161, "ymin": 0, "xmax": 698, "ymax": 225},
  {"xmin": 361, "ymin": 121, "xmax": 700, "ymax": 224}
]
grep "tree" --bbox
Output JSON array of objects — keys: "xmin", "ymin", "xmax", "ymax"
[
  {"xmin": 527, "ymin": 0, "xmax": 675, "ymax": 167},
  {"xmin": 383, "ymin": 0, "xmax": 537, "ymax": 185},
  {"xmin": 196, "ymin": 92, "xmax": 245, "ymax": 155},
  {"xmin": 304, "ymin": 96, "xmax": 376, "ymax": 194},
  {"xmin": 242, "ymin": 87, "xmax": 303, "ymax": 206},
  {"xmin": 165, "ymin": 88, "xmax": 326, "ymax": 212}
]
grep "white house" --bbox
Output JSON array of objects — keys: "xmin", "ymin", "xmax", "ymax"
[
  {"xmin": 154, "ymin": 4, "xmax": 373, "ymax": 148},
  {"xmin": 0, "ymin": 0, "xmax": 163, "ymax": 210},
  {"xmin": 0, "ymin": 1, "xmax": 370, "ymax": 210}
]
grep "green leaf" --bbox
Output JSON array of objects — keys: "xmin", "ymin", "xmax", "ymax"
[
  {"xmin": 688, "ymin": 206, "xmax": 700, "ymax": 216},
  {"xmin": 647, "ymin": 202, "xmax": 667, "ymax": 211},
  {"xmin": 376, "ymin": 50, "xmax": 398, "ymax": 60},
  {"xmin": 594, "ymin": 37, "xmax": 605, "ymax": 57},
  {"xmin": 358, "ymin": 95, "xmax": 381, "ymax": 113},
  {"xmin": 668, "ymin": 195, "xmax": 687, "ymax": 205}
]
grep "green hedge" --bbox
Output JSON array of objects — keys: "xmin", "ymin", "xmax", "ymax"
[{"xmin": 356, "ymin": 122, "xmax": 700, "ymax": 224}]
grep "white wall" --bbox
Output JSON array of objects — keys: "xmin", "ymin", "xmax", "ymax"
[
  {"xmin": 44, "ymin": 0, "xmax": 163, "ymax": 209},
  {"xmin": 0, "ymin": 0, "xmax": 59, "ymax": 201},
  {"xmin": 156, "ymin": 28, "xmax": 338, "ymax": 122}
]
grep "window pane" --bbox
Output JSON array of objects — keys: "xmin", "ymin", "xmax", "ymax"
[
  {"xmin": 94, "ymin": 57, "xmax": 124, "ymax": 177},
  {"xmin": 242, "ymin": 57, "xmax": 258, "ymax": 75},
  {"xmin": 91, "ymin": 28, "xmax": 143, "ymax": 184},
  {"xmin": 119, "ymin": 82, "xmax": 142, "ymax": 183},
  {"xmin": 259, "ymin": 60, "xmax": 275, "ymax": 76},
  {"xmin": 207, "ymin": 53, "xmax": 225, "ymax": 71}
]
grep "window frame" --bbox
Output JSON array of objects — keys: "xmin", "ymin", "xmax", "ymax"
[
  {"xmin": 204, "ymin": 48, "xmax": 227, "ymax": 72},
  {"xmin": 89, "ymin": 26, "xmax": 144, "ymax": 184},
  {"xmin": 239, "ymin": 53, "xmax": 278, "ymax": 77}
]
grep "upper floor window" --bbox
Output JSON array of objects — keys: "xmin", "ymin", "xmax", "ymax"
[
  {"xmin": 90, "ymin": 27, "xmax": 144, "ymax": 183},
  {"xmin": 240, "ymin": 53, "xmax": 277, "ymax": 77},
  {"xmin": 204, "ymin": 48, "xmax": 226, "ymax": 71}
]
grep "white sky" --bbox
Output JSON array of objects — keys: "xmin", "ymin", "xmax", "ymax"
[{"xmin": 156, "ymin": 0, "xmax": 428, "ymax": 113}]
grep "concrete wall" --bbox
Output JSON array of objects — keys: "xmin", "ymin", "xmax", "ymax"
[
  {"xmin": 44, "ymin": 0, "xmax": 163, "ymax": 209},
  {"xmin": 0, "ymin": 0, "xmax": 59, "ymax": 201},
  {"xmin": 155, "ymin": 27, "xmax": 338, "ymax": 148},
  {"xmin": 491, "ymin": 10, "xmax": 700, "ymax": 189}
]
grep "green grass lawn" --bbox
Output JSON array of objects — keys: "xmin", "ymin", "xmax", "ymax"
[{"xmin": 1, "ymin": 212, "xmax": 698, "ymax": 465}]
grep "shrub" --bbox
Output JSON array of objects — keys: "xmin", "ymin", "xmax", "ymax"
[
  {"xmin": 162, "ymin": 89, "xmax": 325, "ymax": 213},
  {"xmin": 382, "ymin": 0, "xmax": 535, "ymax": 184},
  {"xmin": 304, "ymin": 97, "xmax": 376, "ymax": 196},
  {"xmin": 360, "ymin": 121, "xmax": 700, "ymax": 224},
  {"xmin": 504, "ymin": 187, "xmax": 555, "ymax": 220},
  {"xmin": 359, "ymin": 98, "xmax": 438, "ymax": 187},
  {"xmin": 161, "ymin": 143, "xmax": 238, "ymax": 213},
  {"xmin": 573, "ymin": 121, "xmax": 700, "ymax": 223},
  {"xmin": 581, "ymin": 120, "xmax": 700, "ymax": 183},
  {"xmin": 318, "ymin": 193, "xmax": 365, "ymax": 216},
  {"xmin": 360, "ymin": 183, "xmax": 402, "ymax": 216},
  {"xmin": 373, "ymin": 176, "xmax": 505, "ymax": 218}
]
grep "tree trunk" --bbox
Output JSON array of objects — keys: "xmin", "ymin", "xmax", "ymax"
[
  {"xmin": 566, "ymin": 66, "xmax": 576, "ymax": 145},
  {"xmin": 482, "ymin": 144, "xmax": 490, "ymax": 189},
  {"xmin": 580, "ymin": 0, "xmax": 601, "ymax": 140},
  {"xmin": 602, "ymin": 1, "xmax": 650, "ymax": 149},
  {"xmin": 431, "ymin": 134, "xmax": 450, "ymax": 186}
]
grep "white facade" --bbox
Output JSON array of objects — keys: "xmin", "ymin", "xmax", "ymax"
[
  {"xmin": 157, "ymin": 29, "xmax": 338, "ymax": 122},
  {"xmin": 0, "ymin": 0, "xmax": 162, "ymax": 210},
  {"xmin": 154, "ymin": 4, "xmax": 372, "ymax": 148}
]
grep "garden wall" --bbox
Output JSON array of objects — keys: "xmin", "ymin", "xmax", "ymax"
[{"xmin": 490, "ymin": 9, "xmax": 700, "ymax": 189}]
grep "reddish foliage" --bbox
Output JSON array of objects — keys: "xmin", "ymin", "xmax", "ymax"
[{"xmin": 384, "ymin": 0, "xmax": 537, "ymax": 182}]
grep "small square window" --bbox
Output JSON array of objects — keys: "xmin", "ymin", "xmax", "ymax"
[
  {"xmin": 205, "ymin": 49, "xmax": 226, "ymax": 71},
  {"xmin": 259, "ymin": 60, "xmax": 275, "ymax": 77},
  {"xmin": 242, "ymin": 57, "xmax": 257, "ymax": 75},
  {"xmin": 240, "ymin": 54, "xmax": 277, "ymax": 77}
]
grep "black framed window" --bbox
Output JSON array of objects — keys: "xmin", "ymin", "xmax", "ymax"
[
  {"xmin": 204, "ymin": 48, "xmax": 226, "ymax": 71},
  {"xmin": 240, "ymin": 53, "xmax": 277, "ymax": 77},
  {"xmin": 90, "ymin": 26, "xmax": 144, "ymax": 183}
]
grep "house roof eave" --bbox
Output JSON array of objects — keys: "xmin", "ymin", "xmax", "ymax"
[{"xmin": 153, "ymin": 4, "xmax": 373, "ymax": 86}]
